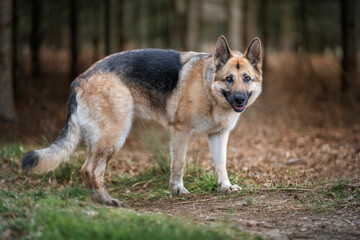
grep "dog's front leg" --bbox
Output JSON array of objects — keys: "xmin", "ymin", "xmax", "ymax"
[
  {"xmin": 170, "ymin": 128, "xmax": 191, "ymax": 195},
  {"xmin": 208, "ymin": 131, "xmax": 242, "ymax": 193}
]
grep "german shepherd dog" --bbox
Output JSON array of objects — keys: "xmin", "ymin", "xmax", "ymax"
[{"xmin": 22, "ymin": 36, "xmax": 262, "ymax": 207}]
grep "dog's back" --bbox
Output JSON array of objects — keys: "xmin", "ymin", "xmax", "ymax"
[{"xmin": 80, "ymin": 49, "xmax": 185, "ymax": 111}]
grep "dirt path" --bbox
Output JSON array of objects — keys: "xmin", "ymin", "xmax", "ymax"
[{"xmin": 128, "ymin": 191, "xmax": 360, "ymax": 240}]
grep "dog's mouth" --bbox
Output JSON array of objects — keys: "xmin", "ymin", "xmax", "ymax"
[
  {"xmin": 233, "ymin": 105, "xmax": 245, "ymax": 112},
  {"xmin": 222, "ymin": 90, "xmax": 246, "ymax": 113}
]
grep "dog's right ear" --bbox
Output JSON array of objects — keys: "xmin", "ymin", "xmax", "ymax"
[{"xmin": 215, "ymin": 36, "xmax": 231, "ymax": 70}]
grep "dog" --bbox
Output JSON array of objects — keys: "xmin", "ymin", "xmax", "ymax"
[{"xmin": 22, "ymin": 36, "xmax": 263, "ymax": 207}]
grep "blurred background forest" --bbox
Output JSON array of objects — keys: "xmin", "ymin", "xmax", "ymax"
[
  {"xmin": 0, "ymin": 0, "xmax": 359, "ymax": 141},
  {"xmin": 2, "ymin": 2, "xmax": 360, "ymax": 238}
]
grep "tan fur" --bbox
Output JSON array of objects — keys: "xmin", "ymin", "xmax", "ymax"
[
  {"xmin": 175, "ymin": 61, "xmax": 210, "ymax": 127},
  {"xmin": 76, "ymin": 73, "xmax": 133, "ymax": 206}
]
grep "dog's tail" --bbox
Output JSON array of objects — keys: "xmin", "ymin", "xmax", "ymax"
[{"xmin": 22, "ymin": 80, "xmax": 82, "ymax": 174}]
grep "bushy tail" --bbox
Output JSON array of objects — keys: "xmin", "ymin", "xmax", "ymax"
[{"xmin": 22, "ymin": 80, "xmax": 81, "ymax": 173}]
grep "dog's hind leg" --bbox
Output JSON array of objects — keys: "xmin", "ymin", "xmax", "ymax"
[
  {"xmin": 87, "ymin": 147, "xmax": 119, "ymax": 206},
  {"xmin": 80, "ymin": 103, "xmax": 133, "ymax": 206},
  {"xmin": 80, "ymin": 148, "xmax": 92, "ymax": 189},
  {"xmin": 77, "ymin": 73, "xmax": 134, "ymax": 206}
]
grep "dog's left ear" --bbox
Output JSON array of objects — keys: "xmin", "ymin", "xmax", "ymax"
[
  {"xmin": 244, "ymin": 38, "xmax": 262, "ymax": 71},
  {"xmin": 215, "ymin": 35, "xmax": 231, "ymax": 70}
]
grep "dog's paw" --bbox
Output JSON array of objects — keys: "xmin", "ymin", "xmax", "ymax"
[
  {"xmin": 92, "ymin": 192, "xmax": 123, "ymax": 207},
  {"xmin": 171, "ymin": 185, "xmax": 190, "ymax": 195},
  {"xmin": 105, "ymin": 198, "xmax": 123, "ymax": 207},
  {"xmin": 220, "ymin": 184, "xmax": 242, "ymax": 194}
]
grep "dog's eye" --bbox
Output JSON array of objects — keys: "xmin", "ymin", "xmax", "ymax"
[
  {"xmin": 225, "ymin": 76, "xmax": 233, "ymax": 83},
  {"xmin": 243, "ymin": 75, "xmax": 251, "ymax": 83}
]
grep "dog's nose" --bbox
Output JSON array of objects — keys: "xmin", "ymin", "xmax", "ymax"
[{"xmin": 233, "ymin": 92, "xmax": 246, "ymax": 105}]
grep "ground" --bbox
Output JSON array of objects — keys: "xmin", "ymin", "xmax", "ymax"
[
  {"xmin": 130, "ymin": 190, "xmax": 360, "ymax": 239},
  {"xmin": 1, "ymin": 54, "xmax": 360, "ymax": 239}
]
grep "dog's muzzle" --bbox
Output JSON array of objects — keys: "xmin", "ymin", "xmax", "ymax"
[{"xmin": 222, "ymin": 90, "xmax": 251, "ymax": 112}]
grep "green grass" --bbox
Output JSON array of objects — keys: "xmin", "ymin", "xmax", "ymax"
[
  {"xmin": 0, "ymin": 189, "xmax": 255, "ymax": 240},
  {"xmin": 316, "ymin": 179, "xmax": 360, "ymax": 208},
  {"xmin": 112, "ymin": 165, "xmax": 252, "ymax": 201},
  {"xmin": 0, "ymin": 142, "xmax": 256, "ymax": 239},
  {"xmin": 2, "ymin": 141, "xmax": 359, "ymax": 239}
]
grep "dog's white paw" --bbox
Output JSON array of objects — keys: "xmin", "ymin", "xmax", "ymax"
[
  {"xmin": 220, "ymin": 184, "xmax": 242, "ymax": 194},
  {"xmin": 106, "ymin": 198, "xmax": 123, "ymax": 207},
  {"xmin": 171, "ymin": 185, "xmax": 190, "ymax": 195}
]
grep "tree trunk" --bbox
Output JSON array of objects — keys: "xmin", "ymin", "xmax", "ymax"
[
  {"xmin": 70, "ymin": 0, "xmax": 78, "ymax": 81},
  {"xmin": 147, "ymin": 0, "xmax": 157, "ymax": 48},
  {"xmin": 90, "ymin": 0, "xmax": 100, "ymax": 62},
  {"xmin": 259, "ymin": 0, "xmax": 268, "ymax": 79},
  {"xmin": 31, "ymin": 0, "xmax": 41, "ymax": 78},
  {"xmin": 300, "ymin": 0, "xmax": 309, "ymax": 52},
  {"xmin": 117, "ymin": 0, "xmax": 124, "ymax": 51},
  {"xmin": 280, "ymin": 2, "xmax": 293, "ymax": 52},
  {"xmin": 341, "ymin": 0, "xmax": 357, "ymax": 94},
  {"xmin": 164, "ymin": 1, "xmax": 172, "ymax": 48},
  {"xmin": 243, "ymin": 0, "xmax": 255, "ymax": 49},
  {"xmin": 227, "ymin": 0, "xmax": 243, "ymax": 50},
  {"xmin": 170, "ymin": 0, "xmax": 186, "ymax": 50},
  {"xmin": 12, "ymin": 0, "xmax": 19, "ymax": 99},
  {"xmin": 186, "ymin": 0, "xmax": 201, "ymax": 51},
  {"xmin": 0, "ymin": 0, "xmax": 17, "ymax": 121},
  {"xmin": 242, "ymin": 0, "xmax": 248, "ymax": 46},
  {"xmin": 105, "ymin": 0, "xmax": 111, "ymax": 55}
]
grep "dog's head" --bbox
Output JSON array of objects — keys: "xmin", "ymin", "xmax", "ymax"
[{"xmin": 210, "ymin": 36, "xmax": 263, "ymax": 113}]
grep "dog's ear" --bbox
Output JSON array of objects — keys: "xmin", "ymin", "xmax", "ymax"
[
  {"xmin": 244, "ymin": 38, "xmax": 262, "ymax": 71},
  {"xmin": 215, "ymin": 36, "xmax": 231, "ymax": 70}
]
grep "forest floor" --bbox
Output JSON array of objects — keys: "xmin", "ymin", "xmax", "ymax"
[
  {"xmin": 1, "ymin": 54, "xmax": 360, "ymax": 239},
  {"xmin": 1, "ymin": 99, "xmax": 360, "ymax": 239}
]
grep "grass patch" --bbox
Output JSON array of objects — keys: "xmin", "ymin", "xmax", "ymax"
[
  {"xmin": 113, "ymin": 166, "xmax": 248, "ymax": 200},
  {"xmin": 186, "ymin": 172, "xmax": 219, "ymax": 193},
  {"xmin": 306, "ymin": 178, "xmax": 360, "ymax": 211},
  {"xmin": 1, "ymin": 141, "xmax": 358, "ymax": 239},
  {"xmin": 0, "ymin": 190, "xmax": 254, "ymax": 240}
]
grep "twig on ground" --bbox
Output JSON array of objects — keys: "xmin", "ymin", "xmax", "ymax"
[
  {"xmin": 173, "ymin": 198, "xmax": 218, "ymax": 205},
  {"xmin": 252, "ymin": 188, "xmax": 313, "ymax": 192}
]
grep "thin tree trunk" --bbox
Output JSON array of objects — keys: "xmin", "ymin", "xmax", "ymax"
[
  {"xmin": 147, "ymin": 0, "xmax": 157, "ymax": 48},
  {"xmin": 227, "ymin": 0, "xmax": 243, "ymax": 50},
  {"xmin": 170, "ymin": 0, "xmax": 186, "ymax": 50},
  {"xmin": 158, "ymin": 1, "xmax": 172, "ymax": 48},
  {"xmin": 186, "ymin": 0, "xmax": 201, "ymax": 50},
  {"xmin": 0, "ymin": 0, "xmax": 17, "ymax": 121},
  {"xmin": 242, "ymin": 0, "xmax": 248, "ymax": 47},
  {"xmin": 12, "ymin": 0, "xmax": 19, "ymax": 99},
  {"xmin": 117, "ymin": 0, "xmax": 124, "ymax": 51},
  {"xmin": 243, "ymin": 0, "xmax": 255, "ymax": 48},
  {"xmin": 259, "ymin": 0, "xmax": 268, "ymax": 79},
  {"xmin": 31, "ymin": 0, "xmax": 41, "ymax": 78},
  {"xmin": 91, "ymin": 0, "xmax": 100, "ymax": 61},
  {"xmin": 164, "ymin": 1, "xmax": 172, "ymax": 48},
  {"xmin": 300, "ymin": 0, "xmax": 309, "ymax": 52},
  {"xmin": 341, "ymin": 0, "xmax": 357, "ymax": 94},
  {"xmin": 105, "ymin": 0, "xmax": 111, "ymax": 55},
  {"xmin": 280, "ymin": 2, "xmax": 293, "ymax": 52},
  {"xmin": 70, "ymin": 0, "xmax": 78, "ymax": 81}
]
